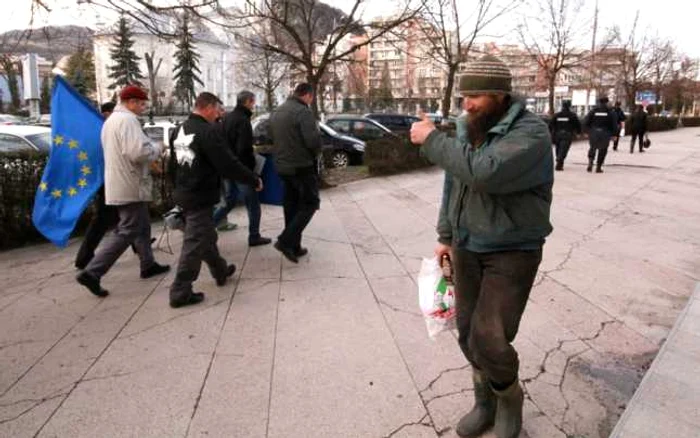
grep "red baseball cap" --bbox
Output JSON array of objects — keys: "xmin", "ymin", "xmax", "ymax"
[{"xmin": 119, "ymin": 85, "xmax": 149, "ymax": 101}]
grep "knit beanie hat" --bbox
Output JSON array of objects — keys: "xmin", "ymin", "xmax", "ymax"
[{"xmin": 459, "ymin": 55, "xmax": 512, "ymax": 95}]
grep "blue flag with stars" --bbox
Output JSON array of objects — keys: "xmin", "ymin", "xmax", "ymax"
[{"xmin": 32, "ymin": 76, "xmax": 104, "ymax": 247}]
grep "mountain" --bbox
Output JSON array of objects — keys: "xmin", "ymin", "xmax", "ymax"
[{"xmin": 0, "ymin": 25, "xmax": 94, "ymax": 63}]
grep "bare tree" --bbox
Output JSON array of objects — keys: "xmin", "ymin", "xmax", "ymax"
[
  {"xmin": 144, "ymin": 51, "xmax": 163, "ymax": 113},
  {"xmin": 518, "ymin": 0, "xmax": 613, "ymax": 115},
  {"xmin": 418, "ymin": 0, "xmax": 519, "ymax": 118},
  {"xmin": 226, "ymin": 0, "xmax": 420, "ymax": 117},
  {"xmin": 646, "ymin": 37, "xmax": 675, "ymax": 108},
  {"xmin": 614, "ymin": 12, "xmax": 653, "ymax": 110}
]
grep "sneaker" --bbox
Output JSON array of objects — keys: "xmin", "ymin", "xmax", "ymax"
[
  {"xmin": 141, "ymin": 262, "xmax": 171, "ymax": 279},
  {"xmin": 170, "ymin": 292, "xmax": 205, "ymax": 308},
  {"xmin": 217, "ymin": 222, "xmax": 238, "ymax": 232},
  {"xmin": 76, "ymin": 271, "xmax": 109, "ymax": 297},
  {"xmin": 274, "ymin": 241, "xmax": 299, "ymax": 263},
  {"xmin": 249, "ymin": 236, "xmax": 272, "ymax": 247},
  {"xmin": 216, "ymin": 264, "xmax": 237, "ymax": 287}
]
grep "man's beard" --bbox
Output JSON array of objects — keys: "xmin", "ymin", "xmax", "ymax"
[{"xmin": 466, "ymin": 99, "xmax": 509, "ymax": 147}]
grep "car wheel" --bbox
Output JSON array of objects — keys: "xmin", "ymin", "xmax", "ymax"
[{"xmin": 331, "ymin": 151, "xmax": 349, "ymax": 168}]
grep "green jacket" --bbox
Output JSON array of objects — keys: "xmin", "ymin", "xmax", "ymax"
[
  {"xmin": 422, "ymin": 101, "xmax": 553, "ymax": 253},
  {"xmin": 269, "ymin": 97, "xmax": 322, "ymax": 175}
]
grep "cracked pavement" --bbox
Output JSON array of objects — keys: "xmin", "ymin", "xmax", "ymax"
[{"xmin": 2, "ymin": 128, "xmax": 700, "ymax": 437}]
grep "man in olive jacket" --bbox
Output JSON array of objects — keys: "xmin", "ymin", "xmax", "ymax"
[
  {"xmin": 169, "ymin": 92, "xmax": 262, "ymax": 308},
  {"xmin": 411, "ymin": 55, "xmax": 553, "ymax": 438},
  {"xmin": 269, "ymin": 83, "xmax": 321, "ymax": 263}
]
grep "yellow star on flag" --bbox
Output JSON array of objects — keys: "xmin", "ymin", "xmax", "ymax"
[
  {"xmin": 39, "ymin": 182, "xmax": 48, "ymax": 191},
  {"xmin": 68, "ymin": 187, "xmax": 78, "ymax": 197},
  {"xmin": 78, "ymin": 178, "xmax": 88, "ymax": 188},
  {"xmin": 81, "ymin": 165, "xmax": 91, "ymax": 176},
  {"xmin": 78, "ymin": 151, "xmax": 88, "ymax": 161},
  {"xmin": 51, "ymin": 189, "xmax": 62, "ymax": 198},
  {"xmin": 68, "ymin": 139, "xmax": 79, "ymax": 149},
  {"xmin": 54, "ymin": 135, "xmax": 64, "ymax": 146}
]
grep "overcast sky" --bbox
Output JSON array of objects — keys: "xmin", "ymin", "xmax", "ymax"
[{"xmin": 3, "ymin": 0, "xmax": 699, "ymax": 57}]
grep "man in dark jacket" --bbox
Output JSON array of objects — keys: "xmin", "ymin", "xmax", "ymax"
[
  {"xmin": 411, "ymin": 55, "xmax": 553, "ymax": 438},
  {"xmin": 169, "ymin": 92, "xmax": 262, "ymax": 308},
  {"xmin": 269, "ymin": 83, "xmax": 321, "ymax": 263},
  {"xmin": 550, "ymin": 100, "xmax": 581, "ymax": 171},
  {"xmin": 628, "ymin": 105, "xmax": 648, "ymax": 154},
  {"xmin": 214, "ymin": 90, "xmax": 271, "ymax": 246},
  {"xmin": 584, "ymin": 97, "xmax": 617, "ymax": 173},
  {"xmin": 611, "ymin": 101, "xmax": 626, "ymax": 151}
]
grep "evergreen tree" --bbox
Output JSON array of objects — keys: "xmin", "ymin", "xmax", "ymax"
[
  {"xmin": 172, "ymin": 12, "xmax": 203, "ymax": 111},
  {"xmin": 40, "ymin": 76, "xmax": 51, "ymax": 113},
  {"xmin": 371, "ymin": 62, "xmax": 393, "ymax": 110},
  {"xmin": 66, "ymin": 47, "xmax": 96, "ymax": 97},
  {"xmin": 107, "ymin": 16, "xmax": 144, "ymax": 89}
]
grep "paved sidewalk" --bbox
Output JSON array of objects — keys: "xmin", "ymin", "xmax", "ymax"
[{"xmin": 1, "ymin": 128, "xmax": 699, "ymax": 438}]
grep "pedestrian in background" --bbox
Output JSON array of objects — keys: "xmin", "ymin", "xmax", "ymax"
[
  {"xmin": 584, "ymin": 97, "xmax": 617, "ymax": 173},
  {"xmin": 76, "ymin": 85, "xmax": 169, "ymax": 298},
  {"xmin": 269, "ymin": 83, "xmax": 321, "ymax": 263},
  {"xmin": 169, "ymin": 92, "xmax": 262, "ymax": 308},
  {"xmin": 550, "ymin": 100, "xmax": 581, "ymax": 171},
  {"xmin": 629, "ymin": 105, "xmax": 648, "ymax": 154},
  {"xmin": 411, "ymin": 55, "xmax": 553, "ymax": 438},
  {"xmin": 612, "ymin": 101, "xmax": 626, "ymax": 151},
  {"xmin": 215, "ymin": 90, "xmax": 271, "ymax": 247}
]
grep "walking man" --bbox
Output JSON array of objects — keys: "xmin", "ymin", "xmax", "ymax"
[
  {"xmin": 550, "ymin": 100, "xmax": 581, "ymax": 171},
  {"xmin": 611, "ymin": 101, "xmax": 626, "ymax": 151},
  {"xmin": 76, "ymin": 86, "xmax": 170, "ymax": 297},
  {"xmin": 169, "ymin": 92, "xmax": 262, "ymax": 308},
  {"xmin": 629, "ymin": 105, "xmax": 648, "ymax": 154},
  {"xmin": 214, "ymin": 90, "xmax": 271, "ymax": 247},
  {"xmin": 269, "ymin": 83, "xmax": 321, "ymax": 263},
  {"xmin": 584, "ymin": 97, "xmax": 617, "ymax": 173},
  {"xmin": 410, "ymin": 55, "xmax": 553, "ymax": 438}
]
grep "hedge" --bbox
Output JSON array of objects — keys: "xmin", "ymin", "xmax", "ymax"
[
  {"xmin": 680, "ymin": 117, "xmax": 700, "ymax": 127},
  {"xmin": 364, "ymin": 132, "xmax": 433, "ymax": 176}
]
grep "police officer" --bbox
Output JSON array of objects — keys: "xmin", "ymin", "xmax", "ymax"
[
  {"xmin": 584, "ymin": 97, "xmax": 617, "ymax": 173},
  {"xmin": 611, "ymin": 101, "xmax": 626, "ymax": 151},
  {"xmin": 550, "ymin": 100, "xmax": 581, "ymax": 171}
]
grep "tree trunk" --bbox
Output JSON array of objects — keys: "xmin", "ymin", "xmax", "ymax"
[
  {"xmin": 307, "ymin": 73, "xmax": 321, "ymax": 119},
  {"xmin": 265, "ymin": 86, "xmax": 274, "ymax": 112},
  {"xmin": 442, "ymin": 63, "xmax": 458, "ymax": 119},
  {"xmin": 548, "ymin": 76, "xmax": 556, "ymax": 116}
]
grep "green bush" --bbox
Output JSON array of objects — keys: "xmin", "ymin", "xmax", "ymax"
[
  {"xmin": 364, "ymin": 132, "xmax": 434, "ymax": 176},
  {"xmin": 680, "ymin": 117, "xmax": 700, "ymax": 127},
  {"xmin": 646, "ymin": 117, "xmax": 679, "ymax": 132}
]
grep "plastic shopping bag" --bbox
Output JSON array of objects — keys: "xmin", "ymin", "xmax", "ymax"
[{"xmin": 418, "ymin": 256, "xmax": 456, "ymax": 338}]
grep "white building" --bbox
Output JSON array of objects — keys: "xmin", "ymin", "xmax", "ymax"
[{"xmin": 93, "ymin": 18, "xmax": 235, "ymax": 111}]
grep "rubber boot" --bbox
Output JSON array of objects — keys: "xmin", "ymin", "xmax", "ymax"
[
  {"xmin": 586, "ymin": 160, "xmax": 593, "ymax": 173},
  {"xmin": 493, "ymin": 380, "xmax": 524, "ymax": 438},
  {"xmin": 456, "ymin": 369, "xmax": 496, "ymax": 437}
]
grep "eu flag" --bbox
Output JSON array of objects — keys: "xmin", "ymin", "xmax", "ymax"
[{"xmin": 32, "ymin": 76, "xmax": 104, "ymax": 247}]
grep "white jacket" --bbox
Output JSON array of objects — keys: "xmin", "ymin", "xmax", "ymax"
[{"xmin": 101, "ymin": 105, "xmax": 162, "ymax": 205}]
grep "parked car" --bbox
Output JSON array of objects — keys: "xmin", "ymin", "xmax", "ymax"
[
  {"xmin": 325, "ymin": 115, "xmax": 397, "ymax": 143},
  {"xmin": 0, "ymin": 125, "xmax": 52, "ymax": 153},
  {"xmin": 364, "ymin": 113, "xmax": 421, "ymax": 132},
  {"xmin": 252, "ymin": 114, "xmax": 365, "ymax": 168},
  {"xmin": 0, "ymin": 114, "xmax": 26, "ymax": 126}
]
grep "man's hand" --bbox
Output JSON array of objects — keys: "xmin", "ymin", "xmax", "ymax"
[
  {"xmin": 410, "ymin": 111, "xmax": 436, "ymax": 145},
  {"xmin": 255, "ymin": 178, "xmax": 264, "ymax": 192},
  {"xmin": 434, "ymin": 243, "xmax": 452, "ymax": 262}
]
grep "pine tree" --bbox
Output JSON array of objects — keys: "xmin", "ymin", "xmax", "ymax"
[
  {"xmin": 66, "ymin": 47, "xmax": 96, "ymax": 97},
  {"xmin": 107, "ymin": 16, "xmax": 144, "ymax": 89},
  {"xmin": 40, "ymin": 76, "xmax": 51, "ymax": 113},
  {"xmin": 172, "ymin": 12, "xmax": 203, "ymax": 111}
]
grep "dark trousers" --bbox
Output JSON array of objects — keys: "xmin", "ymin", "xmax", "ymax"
[
  {"xmin": 237, "ymin": 182, "xmax": 262, "ymax": 242},
  {"xmin": 170, "ymin": 206, "xmax": 228, "ymax": 301},
  {"xmin": 554, "ymin": 132, "xmax": 573, "ymax": 164},
  {"xmin": 453, "ymin": 248, "xmax": 542, "ymax": 386},
  {"xmin": 612, "ymin": 127, "xmax": 622, "ymax": 149},
  {"xmin": 587, "ymin": 129, "xmax": 611, "ymax": 167},
  {"xmin": 85, "ymin": 202, "xmax": 155, "ymax": 279},
  {"xmin": 75, "ymin": 186, "xmax": 118, "ymax": 268},
  {"xmin": 279, "ymin": 168, "xmax": 320, "ymax": 250},
  {"xmin": 630, "ymin": 131, "xmax": 646, "ymax": 152},
  {"xmin": 212, "ymin": 179, "xmax": 240, "ymax": 226}
]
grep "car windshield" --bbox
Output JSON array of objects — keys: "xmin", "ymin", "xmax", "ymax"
[{"xmin": 26, "ymin": 132, "xmax": 51, "ymax": 151}]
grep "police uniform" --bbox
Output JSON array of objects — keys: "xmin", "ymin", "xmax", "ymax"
[
  {"xmin": 584, "ymin": 100, "xmax": 617, "ymax": 173},
  {"xmin": 550, "ymin": 103, "xmax": 581, "ymax": 171}
]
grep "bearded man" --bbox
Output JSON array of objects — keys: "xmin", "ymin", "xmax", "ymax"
[{"xmin": 410, "ymin": 55, "xmax": 553, "ymax": 438}]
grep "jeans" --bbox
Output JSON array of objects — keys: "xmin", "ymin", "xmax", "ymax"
[
  {"xmin": 170, "ymin": 206, "xmax": 228, "ymax": 302},
  {"xmin": 212, "ymin": 179, "xmax": 240, "ymax": 226},
  {"xmin": 236, "ymin": 182, "xmax": 262, "ymax": 241},
  {"xmin": 278, "ymin": 168, "xmax": 320, "ymax": 250},
  {"xmin": 453, "ymin": 248, "xmax": 542, "ymax": 386}
]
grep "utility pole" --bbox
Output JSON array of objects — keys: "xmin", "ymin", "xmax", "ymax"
[{"xmin": 584, "ymin": 0, "xmax": 598, "ymax": 114}]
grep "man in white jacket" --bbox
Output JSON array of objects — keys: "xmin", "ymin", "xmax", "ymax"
[{"xmin": 77, "ymin": 85, "xmax": 170, "ymax": 297}]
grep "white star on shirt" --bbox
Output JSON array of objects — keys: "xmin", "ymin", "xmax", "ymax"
[{"xmin": 173, "ymin": 127, "xmax": 196, "ymax": 167}]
